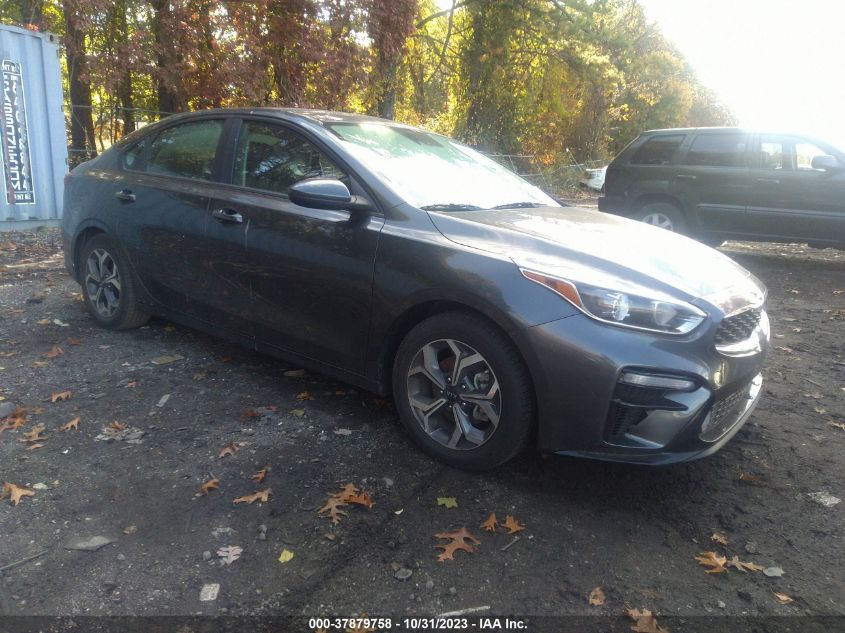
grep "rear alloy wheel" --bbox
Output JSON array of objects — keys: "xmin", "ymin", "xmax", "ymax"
[
  {"xmin": 634, "ymin": 202, "xmax": 686, "ymax": 234},
  {"xmin": 79, "ymin": 234, "xmax": 149, "ymax": 330},
  {"xmin": 393, "ymin": 312, "xmax": 534, "ymax": 470}
]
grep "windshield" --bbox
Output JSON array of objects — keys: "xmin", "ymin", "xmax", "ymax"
[{"xmin": 325, "ymin": 122, "xmax": 559, "ymax": 210}]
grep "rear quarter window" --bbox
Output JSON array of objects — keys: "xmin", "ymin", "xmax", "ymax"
[{"xmin": 630, "ymin": 135, "xmax": 685, "ymax": 165}]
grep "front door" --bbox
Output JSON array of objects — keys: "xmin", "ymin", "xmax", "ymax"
[
  {"xmin": 207, "ymin": 119, "xmax": 384, "ymax": 373},
  {"xmin": 747, "ymin": 135, "xmax": 845, "ymax": 244}
]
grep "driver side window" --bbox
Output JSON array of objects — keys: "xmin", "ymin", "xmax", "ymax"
[{"xmin": 233, "ymin": 121, "xmax": 346, "ymax": 195}]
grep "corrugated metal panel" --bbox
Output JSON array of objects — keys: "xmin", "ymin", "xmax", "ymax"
[{"xmin": 0, "ymin": 24, "xmax": 67, "ymax": 229}]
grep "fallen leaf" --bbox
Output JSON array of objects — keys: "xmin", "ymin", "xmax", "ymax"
[
  {"xmin": 36, "ymin": 318, "xmax": 51, "ymax": 326},
  {"xmin": 776, "ymin": 346, "xmax": 793, "ymax": 354},
  {"xmin": 233, "ymin": 488, "xmax": 272, "ymax": 505},
  {"xmin": 1, "ymin": 482, "xmax": 35, "ymax": 506},
  {"xmin": 625, "ymin": 607, "xmax": 668, "ymax": 633},
  {"xmin": 51, "ymin": 390, "xmax": 72, "ymax": 402},
  {"xmin": 588, "ymin": 586, "xmax": 606, "ymax": 606},
  {"xmin": 291, "ymin": 408, "xmax": 305, "ymax": 417},
  {"xmin": 278, "ymin": 548, "xmax": 294, "ymax": 564},
  {"xmin": 123, "ymin": 524, "xmax": 137, "ymax": 535},
  {"xmin": 151, "ymin": 354, "xmax": 184, "ymax": 365},
  {"xmin": 803, "ymin": 392, "xmax": 824, "ymax": 399},
  {"xmin": 251, "ymin": 467, "xmax": 268, "ymax": 483},
  {"xmin": 814, "ymin": 406, "xmax": 827, "ymax": 415},
  {"xmin": 695, "ymin": 551, "xmax": 728, "ymax": 573},
  {"xmin": 333, "ymin": 428, "xmax": 353, "ymax": 436},
  {"xmin": 830, "ymin": 422, "xmax": 845, "ymax": 431},
  {"xmin": 218, "ymin": 442, "xmax": 239, "ymax": 458},
  {"xmin": 437, "ymin": 496, "xmax": 458, "ymax": 509},
  {"xmin": 296, "ymin": 390, "xmax": 314, "ymax": 401},
  {"xmin": 739, "ymin": 472, "xmax": 761, "ymax": 483},
  {"xmin": 727, "ymin": 555, "xmax": 763, "ymax": 573},
  {"xmin": 109, "ymin": 420, "xmax": 127, "ymax": 431},
  {"xmin": 19, "ymin": 425, "xmax": 47, "ymax": 443},
  {"xmin": 318, "ymin": 496, "xmax": 348, "ymax": 525},
  {"xmin": 502, "ymin": 515, "xmax": 526, "ymax": 534},
  {"xmin": 43, "ymin": 345, "xmax": 63, "ymax": 358},
  {"xmin": 216, "ymin": 545, "xmax": 243, "ymax": 564},
  {"xmin": 480, "ymin": 513, "xmax": 498, "ymax": 532},
  {"xmin": 335, "ymin": 483, "xmax": 360, "ymax": 502},
  {"xmin": 240, "ymin": 408, "xmax": 260, "ymax": 421},
  {"xmin": 346, "ymin": 490, "xmax": 374, "ymax": 509},
  {"xmin": 52, "ymin": 319, "xmax": 69, "ymax": 327},
  {"xmin": 198, "ymin": 478, "xmax": 220, "ymax": 495},
  {"xmin": 711, "ymin": 532, "xmax": 729, "ymax": 546},
  {"xmin": 773, "ymin": 592, "xmax": 794, "ymax": 605},
  {"xmin": 26, "ymin": 443, "xmax": 44, "ymax": 451},
  {"xmin": 434, "ymin": 527, "xmax": 480, "ymax": 562},
  {"xmin": 59, "ymin": 417, "xmax": 80, "ymax": 432},
  {"xmin": 65, "ymin": 337, "xmax": 82, "ymax": 346}
]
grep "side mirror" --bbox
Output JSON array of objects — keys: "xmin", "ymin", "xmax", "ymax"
[
  {"xmin": 810, "ymin": 155, "xmax": 842, "ymax": 172},
  {"xmin": 288, "ymin": 179, "xmax": 372, "ymax": 211}
]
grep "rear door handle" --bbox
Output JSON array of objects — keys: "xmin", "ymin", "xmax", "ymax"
[
  {"xmin": 211, "ymin": 208, "xmax": 243, "ymax": 224},
  {"xmin": 675, "ymin": 174, "xmax": 697, "ymax": 180},
  {"xmin": 115, "ymin": 189, "xmax": 136, "ymax": 202},
  {"xmin": 755, "ymin": 177, "xmax": 780, "ymax": 184}
]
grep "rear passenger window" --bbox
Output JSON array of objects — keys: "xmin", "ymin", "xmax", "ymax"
[
  {"xmin": 684, "ymin": 134, "xmax": 747, "ymax": 167},
  {"xmin": 146, "ymin": 119, "xmax": 224, "ymax": 180},
  {"xmin": 630, "ymin": 135, "xmax": 685, "ymax": 165}
]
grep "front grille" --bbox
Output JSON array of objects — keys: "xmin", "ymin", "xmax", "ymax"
[
  {"xmin": 700, "ymin": 385, "xmax": 750, "ymax": 442},
  {"xmin": 715, "ymin": 308, "xmax": 761, "ymax": 346}
]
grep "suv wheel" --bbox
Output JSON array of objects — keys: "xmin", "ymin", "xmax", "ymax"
[
  {"xmin": 392, "ymin": 311, "xmax": 535, "ymax": 471},
  {"xmin": 80, "ymin": 234, "xmax": 149, "ymax": 330},
  {"xmin": 634, "ymin": 202, "xmax": 687, "ymax": 234}
]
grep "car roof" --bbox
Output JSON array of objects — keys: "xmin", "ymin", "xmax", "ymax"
[{"xmin": 152, "ymin": 107, "xmax": 400, "ymax": 128}]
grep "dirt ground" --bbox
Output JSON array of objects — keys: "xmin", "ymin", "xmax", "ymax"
[{"xmin": 0, "ymin": 226, "xmax": 843, "ymax": 631}]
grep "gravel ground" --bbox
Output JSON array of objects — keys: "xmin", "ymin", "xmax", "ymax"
[{"xmin": 0, "ymin": 228, "xmax": 843, "ymax": 632}]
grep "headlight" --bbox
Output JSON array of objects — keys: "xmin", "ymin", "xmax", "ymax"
[{"xmin": 522, "ymin": 269, "xmax": 706, "ymax": 335}]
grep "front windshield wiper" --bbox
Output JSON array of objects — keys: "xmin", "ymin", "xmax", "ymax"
[
  {"xmin": 491, "ymin": 201, "xmax": 546, "ymax": 209},
  {"xmin": 420, "ymin": 203, "xmax": 483, "ymax": 211}
]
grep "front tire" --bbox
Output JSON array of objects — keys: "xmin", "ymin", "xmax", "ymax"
[
  {"xmin": 79, "ymin": 233, "xmax": 149, "ymax": 330},
  {"xmin": 392, "ymin": 311, "xmax": 535, "ymax": 471}
]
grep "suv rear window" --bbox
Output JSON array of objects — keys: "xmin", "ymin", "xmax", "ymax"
[
  {"xmin": 683, "ymin": 133, "xmax": 747, "ymax": 167},
  {"xmin": 630, "ymin": 135, "xmax": 685, "ymax": 165}
]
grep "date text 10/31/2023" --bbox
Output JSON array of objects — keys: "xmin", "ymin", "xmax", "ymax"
[{"xmin": 308, "ymin": 617, "xmax": 528, "ymax": 630}]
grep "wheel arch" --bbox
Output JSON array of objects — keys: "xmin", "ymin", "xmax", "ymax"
[{"xmin": 70, "ymin": 221, "xmax": 112, "ymax": 282}]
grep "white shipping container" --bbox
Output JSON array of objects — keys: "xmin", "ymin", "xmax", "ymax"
[{"xmin": 0, "ymin": 23, "xmax": 67, "ymax": 230}]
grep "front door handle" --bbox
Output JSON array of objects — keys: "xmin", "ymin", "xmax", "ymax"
[
  {"xmin": 211, "ymin": 208, "xmax": 243, "ymax": 224},
  {"xmin": 755, "ymin": 177, "xmax": 780, "ymax": 184},
  {"xmin": 115, "ymin": 189, "xmax": 136, "ymax": 202},
  {"xmin": 675, "ymin": 174, "xmax": 697, "ymax": 180}
]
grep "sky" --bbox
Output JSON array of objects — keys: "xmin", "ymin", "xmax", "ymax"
[{"xmin": 638, "ymin": 0, "xmax": 845, "ymax": 149}]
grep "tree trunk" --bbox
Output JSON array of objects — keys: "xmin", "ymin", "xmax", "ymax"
[
  {"xmin": 113, "ymin": 0, "xmax": 135, "ymax": 135},
  {"xmin": 368, "ymin": 0, "xmax": 417, "ymax": 120},
  {"xmin": 150, "ymin": 0, "xmax": 184, "ymax": 116},
  {"xmin": 62, "ymin": 0, "xmax": 97, "ymax": 164},
  {"xmin": 18, "ymin": 0, "xmax": 44, "ymax": 29}
]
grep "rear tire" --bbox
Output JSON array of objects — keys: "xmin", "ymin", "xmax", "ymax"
[
  {"xmin": 633, "ymin": 202, "xmax": 687, "ymax": 234},
  {"xmin": 79, "ymin": 233, "xmax": 149, "ymax": 330},
  {"xmin": 392, "ymin": 311, "xmax": 535, "ymax": 471}
]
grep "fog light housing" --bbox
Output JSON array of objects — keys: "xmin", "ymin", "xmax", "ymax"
[{"xmin": 619, "ymin": 371, "xmax": 696, "ymax": 391}]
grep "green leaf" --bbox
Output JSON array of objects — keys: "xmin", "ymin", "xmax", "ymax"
[{"xmin": 437, "ymin": 497, "xmax": 458, "ymax": 509}]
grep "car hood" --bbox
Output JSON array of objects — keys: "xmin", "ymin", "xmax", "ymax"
[{"xmin": 427, "ymin": 206, "xmax": 765, "ymax": 315}]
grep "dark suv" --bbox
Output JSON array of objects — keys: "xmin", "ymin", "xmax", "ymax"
[{"xmin": 599, "ymin": 127, "xmax": 845, "ymax": 248}]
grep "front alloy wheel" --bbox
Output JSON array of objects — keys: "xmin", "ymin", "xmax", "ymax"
[
  {"xmin": 393, "ymin": 311, "xmax": 534, "ymax": 470},
  {"xmin": 406, "ymin": 339, "xmax": 501, "ymax": 450}
]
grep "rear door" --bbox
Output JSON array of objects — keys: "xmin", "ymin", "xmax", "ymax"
[
  {"xmin": 113, "ymin": 117, "xmax": 229, "ymax": 322},
  {"xmin": 747, "ymin": 134, "xmax": 845, "ymax": 244},
  {"xmin": 207, "ymin": 118, "xmax": 384, "ymax": 373},
  {"xmin": 671, "ymin": 132, "xmax": 752, "ymax": 235}
]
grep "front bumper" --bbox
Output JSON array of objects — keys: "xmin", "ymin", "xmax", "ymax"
[{"xmin": 524, "ymin": 312, "xmax": 768, "ymax": 465}]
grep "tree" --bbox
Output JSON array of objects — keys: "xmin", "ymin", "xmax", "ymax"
[{"xmin": 62, "ymin": 0, "xmax": 97, "ymax": 160}]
